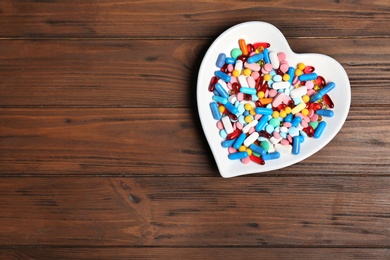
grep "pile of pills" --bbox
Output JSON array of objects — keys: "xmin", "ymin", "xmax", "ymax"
[{"xmin": 208, "ymin": 39, "xmax": 335, "ymax": 165}]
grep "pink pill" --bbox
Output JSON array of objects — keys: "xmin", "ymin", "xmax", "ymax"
[
  {"xmin": 241, "ymin": 157, "xmax": 251, "ymax": 164},
  {"xmin": 287, "ymin": 135, "xmax": 293, "ymax": 143},
  {"xmin": 230, "ymin": 76, "xmax": 237, "ymax": 84},
  {"xmin": 236, "ymin": 121, "xmax": 243, "ymax": 130},
  {"xmin": 217, "ymin": 121, "xmax": 224, "ymax": 129},
  {"xmin": 283, "ymin": 122, "xmax": 292, "ymax": 128},
  {"xmin": 305, "ymin": 81, "xmax": 314, "ymax": 89},
  {"xmin": 310, "ymin": 114, "xmax": 319, "ymax": 122},
  {"xmin": 248, "ymin": 127, "xmax": 256, "ymax": 135},
  {"xmin": 277, "ymin": 52, "xmax": 286, "ymax": 61},
  {"xmin": 300, "ymin": 120, "xmax": 308, "ymax": 128},
  {"xmin": 244, "ymin": 62, "xmax": 260, "ymax": 72},
  {"xmin": 272, "ymin": 92, "xmax": 286, "ymax": 107},
  {"xmin": 279, "ymin": 63, "xmax": 289, "ymax": 73},
  {"xmin": 307, "ymin": 89, "xmax": 316, "ymax": 96},
  {"xmin": 263, "ymin": 63, "xmax": 273, "ymax": 72},
  {"xmin": 237, "ymin": 92, "xmax": 244, "ymax": 101},
  {"xmin": 228, "ymin": 147, "xmax": 237, "ymax": 154},
  {"xmin": 251, "ymin": 71, "xmax": 260, "ymax": 80},
  {"xmin": 292, "ymin": 76, "xmax": 300, "ymax": 86},
  {"xmin": 295, "ymin": 113, "xmax": 304, "ymax": 118},
  {"xmin": 282, "ymin": 96, "xmax": 291, "ymax": 104},
  {"xmin": 280, "ymin": 139, "xmax": 290, "ymax": 145},
  {"xmin": 254, "ymin": 114, "xmax": 262, "ymax": 120},
  {"xmin": 308, "ymin": 109, "xmax": 315, "ymax": 117},
  {"xmin": 247, "ymin": 76, "xmax": 256, "ymax": 88},
  {"xmin": 264, "ymin": 89, "xmax": 269, "ymax": 98},
  {"xmin": 268, "ymin": 89, "xmax": 278, "ymax": 98},
  {"xmin": 227, "ymin": 82, "xmax": 233, "ymax": 90},
  {"xmin": 303, "ymin": 116, "xmax": 310, "ymax": 123},
  {"xmin": 273, "ymin": 131, "xmax": 281, "ymax": 139}
]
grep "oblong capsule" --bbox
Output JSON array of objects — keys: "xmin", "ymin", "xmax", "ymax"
[
  {"xmin": 233, "ymin": 133, "xmax": 247, "ymax": 149},
  {"xmin": 262, "ymin": 151, "xmax": 281, "ymax": 160},
  {"xmin": 239, "ymin": 39, "xmax": 248, "ymax": 56},
  {"xmin": 262, "ymin": 48, "xmax": 270, "ymax": 64},
  {"xmin": 228, "ymin": 151, "xmax": 248, "ymax": 160},
  {"xmin": 298, "ymin": 73, "xmax": 318, "ymax": 81},
  {"xmin": 323, "ymin": 94, "xmax": 334, "ymax": 108},
  {"xmin": 247, "ymin": 53, "xmax": 264, "ymax": 64},
  {"xmin": 244, "ymin": 132, "xmax": 259, "ymax": 147},
  {"xmin": 292, "ymin": 136, "xmax": 301, "ymax": 155},
  {"xmin": 314, "ymin": 121, "xmax": 326, "ymax": 138},
  {"xmin": 221, "ymin": 138, "xmax": 236, "ymax": 148},
  {"xmin": 316, "ymin": 109, "xmax": 334, "ymax": 117},
  {"xmin": 214, "ymin": 82, "xmax": 229, "ymax": 99},
  {"xmin": 249, "ymin": 154, "xmax": 265, "ymax": 165},
  {"xmin": 216, "ymin": 53, "xmax": 226, "ymax": 68},
  {"xmin": 249, "ymin": 144, "xmax": 266, "ymax": 156},
  {"xmin": 225, "ymin": 57, "xmax": 236, "ymax": 64},
  {"xmin": 208, "ymin": 76, "xmax": 218, "ymax": 92},
  {"xmin": 240, "ymin": 87, "xmax": 257, "ymax": 95},
  {"xmin": 212, "ymin": 95, "xmax": 227, "ymax": 104},
  {"xmin": 291, "ymin": 116, "xmax": 302, "ymax": 127},
  {"xmin": 215, "ymin": 70, "xmax": 231, "ymax": 83},
  {"xmin": 253, "ymin": 42, "xmax": 271, "ymax": 49},
  {"xmin": 255, "ymin": 115, "xmax": 269, "ymax": 131},
  {"xmin": 210, "ymin": 102, "xmax": 221, "ymax": 120},
  {"xmin": 224, "ymin": 102, "xmax": 239, "ymax": 115}
]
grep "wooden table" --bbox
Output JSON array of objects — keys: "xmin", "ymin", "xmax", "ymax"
[{"xmin": 1, "ymin": 1, "xmax": 390, "ymax": 259}]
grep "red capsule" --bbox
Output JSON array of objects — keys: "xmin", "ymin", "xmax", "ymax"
[
  {"xmin": 245, "ymin": 94, "xmax": 252, "ymax": 101},
  {"xmin": 208, "ymin": 76, "xmax": 218, "ymax": 92},
  {"xmin": 220, "ymin": 64, "xmax": 228, "ymax": 73},
  {"xmin": 303, "ymin": 65, "xmax": 315, "ymax": 74},
  {"xmin": 237, "ymin": 55, "xmax": 248, "ymax": 62},
  {"xmin": 253, "ymin": 42, "xmax": 271, "ymax": 49},
  {"xmin": 247, "ymin": 43, "xmax": 255, "ymax": 53},
  {"xmin": 275, "ymin": 103, "xmax": 287, "ymax": 111},
  {"xmin": 303, "ymin": 126, "xmax": 314, "ymax": 137},
  {"xmin": 255, "ymin": 77, "xmax": 263, "ymax": 92},
  {"xmin": 316, "ymin": 76, "xmax": 326, "ymax": 87},
  {"xmin": 323, "ymin": 94, "xmax": 334, "ymax": 108},
  {"xmin": 249, "ymin": 155, "xmax": 265, "ymax": 165},
  {"xmin": 224, "ymin": 109, "xmax": 238, "ymax": 121},
  {"xmin": 255, "ymin": 101, "xmax": 262, "ymax": 107},
  {"xmin": 259, "ymin": 130, "xmax": 272, "ymax": 139},
  {"xmin": 226, "ymin": 129, "xmax": 241, "ymax": 140},
  {"xmin": 232, "ymin": 82, "xmax": 240, "ymax": 94},
  {"xmin": 308, "ymin": 102, "xmax": 322, "ymax": 110}
]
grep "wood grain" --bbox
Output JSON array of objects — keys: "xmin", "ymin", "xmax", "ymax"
[
  {"xmin": 0, "ymin": 38, "xmax": 389, "ymax": 107},
  {"xmin": 0, "ymin": 0, "xmax": 389, "ymax": 38},
  {"xmin": 1, "ymin": 176, "xmax": 390, "ymax": 246},
  {"xmin": 1, "ymin": 248, "xmax": 390, "ymax": 260},
  {"xmin": 0, "ymin": 107, "xmax": 389, "ymax": 176}
]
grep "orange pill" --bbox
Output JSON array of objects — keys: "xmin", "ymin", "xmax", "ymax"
[{"xmin": 239, "ymin": 39, "xmax": 248, "ymax": 56}]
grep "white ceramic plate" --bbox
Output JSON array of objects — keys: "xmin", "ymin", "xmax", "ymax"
[{"xmin": 197, "ymin": 21, "xmax": 351, "ymax": 178}]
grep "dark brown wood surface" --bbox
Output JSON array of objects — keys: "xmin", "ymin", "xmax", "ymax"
[{"xmin": 1, "ymin": 1, "xmax": 390, "ymax": 259}]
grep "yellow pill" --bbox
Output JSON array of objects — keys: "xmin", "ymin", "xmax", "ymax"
[
  {"xmin": 218, "ymin": 105, "xmax": 225, "ymax": 113},
  {"xmin": 279, "ymin": 110, "xmax": 287, "ymax": 118},
  {"xmin": 297, "ymin": 63, "xmax": 305, "ymax": 70},
  {"xmin": 314, "ymin": 85, "xmax": 320, "ymax": 91},
  {"xmin": 301, "ymin": 108, "xmax": 309, "ymax": 116},
  {"xmin": 257, "ymin": 91, "xmax": 265, "ymax": 99},
  {"xmin": 245, "ymin": 115, "xmax": 253, "ymax": 123},
  {"xmin": 246, "ymin": 148, "xmax": 253, "ymax": 156},
  {"xmin": 302, "ymin": 95, "xmax": 310, "ymax": 103},
  {"xmin": 272, "ymin": 111, "xmax": 279, "ymax": 118},
  {"xmin": 264, "ymin": 74, "xmax": 271, "ymax": 81},
  {"xmin": 244, "ymin": 103, "xmax": 253, "ymax": 111},
  {"xmin": 232, "ymin": 70, "xmax": 240, "ymax": 77},
  {"xmin": 282, "ymin": 74, "xmax": 290, "ymax": 81},
  {"xmin": 243, "ymin": 68, "xmax": 252, "ymax": 76},
  {"xmin": 284, "ymin": 107, "xmax": 292, "ymax": 114},
  {"xmin": 295, "ymin": 69, "xmax": 303, "ymax": 76},
  {"xmin": 250, "ymin": 108, "xmax": 256, "ymax": 116},
  {"xmin": 256, "ymin": 46, "xmax": 264, "ymax": 53},
  {"xmin": 239, "ymin": 145, "xmax": 246, "ymax": 152}
]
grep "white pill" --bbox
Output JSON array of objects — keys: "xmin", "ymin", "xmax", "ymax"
[
  {"xmin": 244, "ymin": 132, "xmax": 259, "ymax": 147},
  {"xmin": 242, "ymin": 120, "xmax": 258, "ymax": 134},
  {"xmin": 221, "ymin": 116, "xmax": 234, "ymax": 134},
  {"xmin": 272, "ymin": 81, "xmax": 290, "ymax": 90},
  {"xmin": 269, "ymin": 51, "xmax": 280, "ymax": 69},
  {"xmin": 290, "ymin": 86, "xmax": 307, "ymax": 98}
]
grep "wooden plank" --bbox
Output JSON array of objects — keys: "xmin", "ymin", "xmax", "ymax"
[
  {"xmin": 0, "ymin": 1, "xmax": 389, "ymax": 38},
  {"xmin": 0, "ymin": 38, "xmax": 389, "ymax": 107},
  {"xmin": 0, "ymin": 176, "xmax": 390, "ymax": 246},
  {"xmin": 0, "ymin": 107, "xmax": 389, "ymax": 176},
  {"xmin": 1, "ymin": 248, "xmax": 389, "ymax": 260}
]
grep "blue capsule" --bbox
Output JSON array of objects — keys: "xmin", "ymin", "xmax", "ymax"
[
  {"xmin": 214, "ymin": 83, "xmax": 229, "ymax": 99},
  {"xmin": 233, "ymin": 133, "xmax": 247, "ymax": 149},
  {"xmin": 215, "ymin": 71, "xmax": 231, "ymax": 83},
  {"xmin": 225, "ymin": 57, "xmax": 236, "ymax": 64},
  {"xmin": 216, "ymin": 53, "xmax": 226, "ymax": 68},
  {"xmin": 255, "ymin": 115, "xmax": 269, "ymax": 131},
  {"xmin": 316, "ymin": 109, "xmax": 334, "ymax": 117},
  {"xmin": 291, "ymin": 116, "xmax": 302, "ymax": 127},
  {"xmin": 262, "ymin": 151, "xmax": 280, "ymax": 160},
  {"xmin": 249, "ymin": 144, "xmax": 266, "ymax": 156},
  {"xmin": 212, "ymin": 95, "xmax": 227, "ymax": 104},
  {"xmin": 292, "ymin": 136, "xmax": 301, "ymax": 155},
  {"xmin": 285, "ymin": 113, "xmax": 293, "ymax": 123},
  {"xmin": 262, "ymin": 48, "xmax": 270, "ymax": 64},
  {"xmin": 287, "ymin": 67, "xmax": 295, "ymax": 84},
  {"xmin": 314, "ymin": 121, "xmax": 327, "ymax": 138},
  {"xmin": 298, "ymin": 73, "xmax": 318, "ymax": 81},
  {"xmin": 255, "ymin": 107, "xmax": 273, "ymax": 115},
  {"xmin": 310, "ymin": 82, "xmax": 336, "ymax": 102},
  {"xmin": 247, "ymin": 53, "xmax": 264, "ymax": 64},
  {"xmin": 224, "ymin": 102, "xmax": 238, "ymax": 115},
  {"xmin": 210, "ymin": 102, "xmax": 221, "ymax": 120},
  {"xmin": 240, "ymin": 87, "xmax": 257, "ymax": 95},
  {"xmin": 228, "ymin": 151, "xmax": 248, "ymax": 160},
  {"xmin": 221, "ymin": 138, "xmax": 236, "ymax": 148}
]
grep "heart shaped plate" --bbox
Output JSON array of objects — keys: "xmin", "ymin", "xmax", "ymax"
[{"xmin": 197, "ymin": 21, "xmax": 350, "ymax": 178}]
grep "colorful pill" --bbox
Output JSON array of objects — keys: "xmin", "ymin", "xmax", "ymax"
[
  {"xmin": 210, "ymin": 102, "xmax": 221, "ymax": 120},
  {"xmin": 269, "ymin": 51, "xmax": 280, "ymax": 69},
  {"xmin": 221, "ymin": 138, "xmax": 236, "ymax": 148},
  {"xmin": 214, "ymin": 82, "xmax": 229, "ymax": 99},
  {"xmin": 239, "ymin": 39, "xmax": 248, "ymax": 56},
  {"xmin": 310, "ymin": 82, "xmax": 336, "ymax": 102},
  {"xmin": 247, "ymin": 53, "xmax": 264, "ymax": 64},
  {"xmin": 216, "ymin": 53, "xmax": 226, "ymax": 68},
  {"xmin": 290, "ymin": 86, "xmax": 307, "ymax": 98},
  {"xmin": 292, "ymin": 136, "xmax": 301, "ymax": 155},
  {"xmin": 255, "ymin": 115, "xmax": 269, "ymax": 132},
  {"xmin": 215, "ymin": 71, "xmax": 231, "ymax": 83},
  {"xmin": 316, "ymin": 109, "xmax": 334, "ymax": 117},
  {"xmin": 298, "ymin": 73, "xmax": 318, "ymax": 81},
  {"xmin": 255, "ymin": 107, "xmax": 273, "ymax": 115},
  {"xmin": 212, "ymin": 95, "xmax": 228, "ymax": 104},
  {"xmin": 224, "ymin": 102, "xmax": 239, "ymax": 115},
  {"xmin": 262, "ymin": 48, "xmax": 270, "ymax": 64},
  {"xmin": 228, "ymin": 151, "xmax": 248, "ymax": 160},
  {"xmin": 240, "ymin": 87, "xmax": 257, "ymax": 95},
  {"xmin": 244, "ymin": 132, "xmax": 259, "ymax": 147},
  {"xmin": 249, "ymin": 154, "xmax": 265, "ymax": 165},
  {"xmin": 313, "ymin": 121, "xmax": 326, "ymax": 138},
  {"xmin": 249, "ymin": 144, "xmax": 267, "ymax": 156},
  {"xmin": 221, "ymin": 115, "xmax": 234, "ymax": 134},
  {"xmin": 262, "ymin": 151, "xmax": 280, "ymax": 160},
  {"xmin": 233, "ymin": 133, "xmax": 247, "ymax": 149},
  {"xmin": 272, "ymin": 81, "xmax": 290, "ymax": 90}
]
